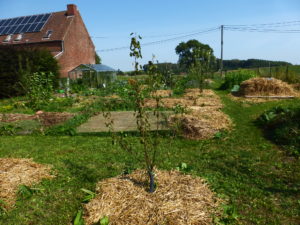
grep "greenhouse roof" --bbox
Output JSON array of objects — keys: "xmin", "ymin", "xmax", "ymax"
[
  {"xmin": 83, "ymin": 64, "xmax": 116, "ymax": 72},
  {"xmin": 70, "ymin": 64, "xmax": 116, "ymax": 72}
]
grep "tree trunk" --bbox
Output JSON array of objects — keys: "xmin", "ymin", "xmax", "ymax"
[{"xmin": 148, "ymin": 170, "xmax": 155, "ymax": 193}]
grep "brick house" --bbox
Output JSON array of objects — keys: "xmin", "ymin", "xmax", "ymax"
[{"xmin": 0, "ymin": 4, "xmax": 95, "ymax": 78}]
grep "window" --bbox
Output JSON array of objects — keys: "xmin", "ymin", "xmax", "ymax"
[
  {"xmin": 3, "ymin": 34, "xmax": 12, "ymax": 42},
  {"xmin": 43, "ymin": 30, "xmax": 52, "ymax": 39},
  {"xmin": 14, "ymin": 33, "xmax": 23, "ymax": 41}
]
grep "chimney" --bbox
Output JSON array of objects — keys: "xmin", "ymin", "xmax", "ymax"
[{"xmin": 67, "ymin": 4, "xmax": 77, "ymax": 16}]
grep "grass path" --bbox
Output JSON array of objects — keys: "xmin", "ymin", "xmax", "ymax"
[{"xmin": 0, "ymin": 92, "xmax": 299, "ymax": 224}]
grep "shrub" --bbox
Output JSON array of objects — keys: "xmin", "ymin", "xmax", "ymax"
[
  {"xmin": 257, "ymin": 106, "xmax": 300, "ymax": 156},
  {"xmin": 220, "ymin": 69, "xmax": 257, "ymax": 91},
  {"xmin": 25, "ymin": 72, "xmax": 55, "ymax": 110},
  {"xmin": 0, "ymin": 45, "xmax": 59, "ymax": 98}
]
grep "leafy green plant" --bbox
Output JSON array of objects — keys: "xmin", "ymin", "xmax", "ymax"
[
  {"xmin": 257, "ymin": 106, "xmax": 300, "ymax": 156},
  {"xmin": 80, "ymin": 188, "xmax": 96, "ymax": 203},
  {"xmin": 0, "ymin": 123, "xmax": 19, "ymax": 135},
  {"xmin": 17, "ymin": 185, "xmax": 42, "ymax": 200},
  {"xmin": 0, "ymin": 199, "xmax": 7, "ymax": 217},
  {"xmin": 25, "ymin": 72, "xmax": 55, "ymax": 110},
  {"xmin": 220, "ymin": 69, "xmax": 257, "ymax": 91},
  {"xmin": 73, "ymin": 210, "xmax": 84, "ymax": 225},
  {"xmin": 99, "ymin": 216, "xmax": 109, "ymax": 225}
]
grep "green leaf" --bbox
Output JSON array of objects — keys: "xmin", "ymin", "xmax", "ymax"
[
  {"xmin": 100, "ymin": 216, "xmax": 109, "ymax": 225},
  {"xmin": 74, "ymin": 210, "xmax": 84, "ymax": 225}
]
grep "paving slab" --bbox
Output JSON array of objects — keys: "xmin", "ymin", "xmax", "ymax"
[{"xmin": 77, "ymin": 111, "xmax": 172, "ymax": 133}]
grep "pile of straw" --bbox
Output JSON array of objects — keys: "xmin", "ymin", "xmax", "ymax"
[
  {"xmin": 0, "ymin": 158, "xmax": 54, "ymax": 208},
  {"xmin": 35, "ymin": 111, "xmax": 74, "ymax": 126},
  {"xmin": 170, "ymin": 106, "xmax": 232, "ymax": 140},
  {"xmin": 238, "ymin": 77, "xmax": 298, "ymax": 97},
  {"xmin": 84, "ymin": 169, "xmax": 221, "ymax": 225},
  {"xmin": 151, "ymin": 90, "xmax": 173, "ymax": 97},
  {"xmin": 144, "ymin": 88, "xmax": 231, "ymax": 140}
]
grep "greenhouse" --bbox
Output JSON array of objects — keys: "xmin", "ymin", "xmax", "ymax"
[{"xmin": 68, "ymin": 64, "xmax": 117, "ymax": 88}]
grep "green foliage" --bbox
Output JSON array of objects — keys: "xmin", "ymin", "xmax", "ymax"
[
  {"xmin": 173, "ymin": 76, "xmax": 190, "ymax": 95},
  {"xmin": 175, "ymin": 39, "xmax": 216, "ymax": 70},
  {"xmin": 99, "ymin": 216, "xmax": 109, "ymax": 225},
  {"xmin": 95, "ymin": 53, "xmax": 102, "ymax": 64},
  {"xmin": 188, "ymin": 46, "xmax": 215, "ymax": 92},
  {"xmin": 80, "ymin": 188, "xmax": 96, "ymax": 203},
  {"xmin": 220, "ymin": 69, "xmax": 257, "ymax": 90},
  {"xmin": 0, "ymin": 45, "xmax": 59, "ymax": 98},
  {"xmin": 221, "ymin": 58, "xmax": 291, "ymax": 70},
  {"xmin": 25, "ymin": 72, "xmax": 55, "ymax": 110},
  {"xmin": 257, "ymin": 106, "xmax": 300, "ymax": 156},
  {"xmin": 0, "ymin": 123, "xmax": 19, "ymax": 135},
  {"xmin": 73, "ymin": 210, "xmax": 84, "ymax": 225}
]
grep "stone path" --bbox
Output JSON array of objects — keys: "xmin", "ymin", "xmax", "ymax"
[{"xmin": 77, "ymin": 111, "xmax": 172, "ymax": 133}]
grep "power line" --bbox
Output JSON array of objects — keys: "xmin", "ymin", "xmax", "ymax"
[
  {"xmin": 96, "ymin": 27, "xmax": 219, "ymax": 52},
  {"xmin": 224, "ymin": 20, "xmax": 300, "ymax": 27}
]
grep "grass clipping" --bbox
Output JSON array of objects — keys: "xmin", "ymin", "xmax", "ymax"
[
  {"xmin": 84, "ymin": 169, "xmax": 221, "ymax": 225},
  {"xmin": 0, "ymin": 158, "xmax": 54, "ymax": 208}
]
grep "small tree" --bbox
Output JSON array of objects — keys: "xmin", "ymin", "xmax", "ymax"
[
  {"xmin": 189, "ymin": 47, "xmax": 214, "ymax": 92},
  {"xmin": 104, "ymin": 33, "xmax": 162, "ymax": 193}
]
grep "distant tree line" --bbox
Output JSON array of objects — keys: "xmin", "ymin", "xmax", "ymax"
[{"xmin": 218, "ymin": 59, "xmax": 292, "ymax": 71}]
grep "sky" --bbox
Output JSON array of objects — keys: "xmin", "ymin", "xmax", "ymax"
[{"xmin": 0, "ymin": 0, "xmax": 299, "ymax": 71}]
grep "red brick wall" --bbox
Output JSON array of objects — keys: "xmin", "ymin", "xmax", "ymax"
[{"xmin": 57, "ymin": 11, "xmax": 95, "ymax": 78}]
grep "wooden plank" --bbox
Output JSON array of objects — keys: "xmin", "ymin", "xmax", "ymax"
[{"xmin": 245, "ymin": 96, "xmax": 295, "ymax": 99}]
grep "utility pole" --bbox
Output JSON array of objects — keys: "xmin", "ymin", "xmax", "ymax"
[{"xmin": 220, "ymin": 25, "xmax": 224, "ymax": 76}]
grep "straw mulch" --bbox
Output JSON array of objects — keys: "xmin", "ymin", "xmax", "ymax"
[
  {"xmin": 35, "ymin": 111, "xmax": 74, "ymax": 126},
  {"xmin": 151, "ymin": 90, "xmax": 173, "ymax": 97},
  {"xmin": 145, "ymin": 89, "xmax": 223, "ymax": 109},
  {"xmin": 237, "ymin": 77, "xmax": 299, "ymax": 97},
  {"xmin": 144, "ymin": 89, "xmax": 231, "ymax": 140},
  {"xmin": 0, "ymin": 111, "xmax": 74, "ymax": 127},
  {"xmin": 84, "ymin": 169, "xmax": 222, "ymax": 225},
  {"xmin": 169, "ymin": 106, "xmax": 232, "ymax": 140},
  {"xmin": 0, "ymin": 158, "xmax": 54, "ymax": 209},
  {"xmin": 292, "ymin": 83, "xmax": 300, "ymax": 91},
  {"xmin": 0, "ymin": 113, "xmax": 36, "ymax": 122}
]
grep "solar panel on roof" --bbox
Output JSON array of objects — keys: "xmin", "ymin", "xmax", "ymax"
[{"xmin": 0, "ymin": 13, "xmax": 51, "ymax": 36}]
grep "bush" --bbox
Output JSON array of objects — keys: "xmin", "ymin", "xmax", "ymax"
[
  {"xmin": 257, "ymin": 106, "xmax": 300, "ymax": 156},
  {"xmin": 25, "ymin": 72, "xmax": 55, "ymax": 110},
  {"xmin": 220, "ymin": 69, "xmax": 257, "ymax": 91},
  {"xmin": 0, "ymin": 45, "xmax": 59, "ymax": 98}
]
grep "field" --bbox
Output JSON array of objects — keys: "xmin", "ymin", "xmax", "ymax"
[{"xmin": 0, "ymin": 74, "xmax": 299, "ymax": 225}]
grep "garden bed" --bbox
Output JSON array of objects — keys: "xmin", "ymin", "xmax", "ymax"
[
  {"xmin": 84, "ymin": 169, "xmax": 222, "ymax": 225},
  {"xmin": 145, "ymin": 89, "xmax": 232, "ymax": 140}
]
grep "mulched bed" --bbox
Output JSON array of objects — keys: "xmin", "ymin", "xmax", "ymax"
[
  {"xmin": 84, "ymin": 169, "xmax": 222, "ymax": 225},
  {"xmin": 145, "ymin": 89, "xmax": 232, "ymax": 140},
  {"xmin": 0, "ymin": 111, "xmax": 75, "ymax": 127}
]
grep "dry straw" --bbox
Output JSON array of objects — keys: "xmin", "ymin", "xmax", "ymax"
[
  {"xmin": 238, "ymin": 77, "xmax": 299, "ymax": 97},
  {"xmin": 145, "ymin": 88, "xmax": 232, "ymax": 140},
  {"xmin": 0, "ymin": 158, "xmax": 54, "ymax": 209},
  {"xmin": 84, "ymin": 169, "xmax": 222, "ymax": 225}
]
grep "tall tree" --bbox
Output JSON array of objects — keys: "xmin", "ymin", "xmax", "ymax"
[{"xmin": 175, "ymin": 39, "xmax": 215, "ymax": 70}]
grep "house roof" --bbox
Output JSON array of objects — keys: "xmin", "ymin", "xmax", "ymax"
[
  {"xmin": 0, "ymin": 11, "xmax": 73, "ymax": 45},
  {"xmin": 0, "ymin": 4, "xmax": 88, "ymax": 46},
  {"xmin": 70, "ymin": 64, "xmax": 116, "ymax": 72}
]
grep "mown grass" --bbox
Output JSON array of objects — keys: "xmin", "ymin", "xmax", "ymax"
[{"xmin": 0, "ymin": 92, "xmax": 299, "ymax": 224}]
